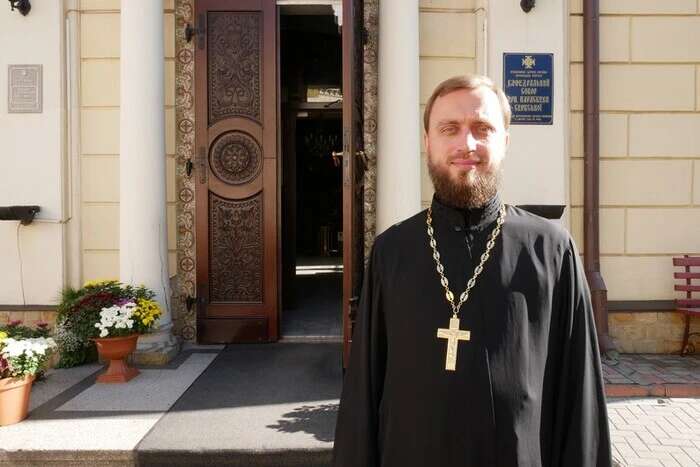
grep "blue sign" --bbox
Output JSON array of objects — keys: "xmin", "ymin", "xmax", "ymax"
[{"xmin": 503, "ymin": 53, "xmax": 553, "ymax": 125}]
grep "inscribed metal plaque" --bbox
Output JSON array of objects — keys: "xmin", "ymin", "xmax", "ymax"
[
  {"xmin": 503, "ymin": 54, "xmax": 553, "ymax": 125},
  {"xmin": 8, "ymin": 65, "xmax": 42, "ymax": 113}
]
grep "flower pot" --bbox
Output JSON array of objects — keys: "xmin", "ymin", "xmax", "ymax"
[
  {"xmin": 0, "ymin": 375, "xmax": 35, "ymax": 426},
  {"xmin": 93, "ymin": 334, "xmax": 140, "ymax": 383}
]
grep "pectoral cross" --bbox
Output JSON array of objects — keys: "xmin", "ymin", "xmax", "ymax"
[{"xmin": 437, "ymin": 317, "xmax": 471, "ymax": 371}]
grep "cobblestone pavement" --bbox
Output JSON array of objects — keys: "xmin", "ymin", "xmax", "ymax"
[
  {"xmin": 608, "ymin": 397, "xmax": 700, "ymax": 467},
  {"xmin": 604, "ymin": 355, "xmax": 700, "ymax": 386},
  {"xmin": 603, "ymin": 355, "xmax": 700, "ymax": 398}
]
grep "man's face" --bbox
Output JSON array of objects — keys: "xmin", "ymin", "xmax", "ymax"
[{"xmin": 425, "ymin": 86, "xmax": 509, "ymax": 209}]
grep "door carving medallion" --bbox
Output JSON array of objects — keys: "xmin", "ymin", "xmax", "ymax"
[{"xmin": 209, "ymin": 131, "xmax": 263, "ymax": 185}]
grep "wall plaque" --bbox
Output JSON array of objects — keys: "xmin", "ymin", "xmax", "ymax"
[
  {"xmin": 8, "ymin": 65, "xmax": 42, "ymax": 113},
  {"xmin": 503, "ymin": 54, "xmax": 552, "ymax": 125}
]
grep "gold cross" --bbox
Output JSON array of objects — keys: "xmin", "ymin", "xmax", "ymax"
[{"xmin": 437, "ymin": 317, "xmax": 471, "ymax": 371}]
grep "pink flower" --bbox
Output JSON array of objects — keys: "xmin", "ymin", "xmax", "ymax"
[
  {"xmin": 37, "ymin": 322, "xmax": 49, "ymax": 329},
  {"xmin": 8, "ymin": 320, "xmax": 22, "ymax": 327}
]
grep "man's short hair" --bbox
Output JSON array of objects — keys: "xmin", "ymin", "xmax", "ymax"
[{"xmin": 423, "ymin": 74, "xmax": 512, "ymax": 132}]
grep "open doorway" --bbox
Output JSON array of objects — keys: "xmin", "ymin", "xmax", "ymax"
[{"xmin": 280, "ymin": 6, "xmax": 343, "ymax": 341}]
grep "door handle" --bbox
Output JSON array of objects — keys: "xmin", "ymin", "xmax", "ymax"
[
  {"xmin": 197, "ymin": 147, "xmax": 208, "ymax": 184},
  {"xmin": 185, "ymin": 14, "xmax": 206, "ymax": 50},
  {"xmin": 356, "ymin": 150, "xmax": 367, "ymax": 172}
]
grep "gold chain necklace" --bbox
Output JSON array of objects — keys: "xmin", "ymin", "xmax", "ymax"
[{"xmin": 427, "ymin": 203, "xmax": 506, "ymax": 371}]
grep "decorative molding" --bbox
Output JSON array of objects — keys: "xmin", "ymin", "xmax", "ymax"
[
  {"xmin": 363, "ymin": 0, "xmax": 378, "ymax": 264},
  {"xmin": 174, "ymin": 0, "xmax": 197, "ymax": 342}
]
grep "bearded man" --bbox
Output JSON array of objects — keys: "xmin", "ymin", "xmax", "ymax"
[{"xmin": 332, "ymin": 74, "xmax": 612, "ymax": 467}]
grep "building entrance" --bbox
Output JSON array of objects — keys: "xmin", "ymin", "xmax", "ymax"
[
  {"xmin": 280, "ymin": 8, "xmax": 343, "ymax": 340},
  {"xmin": 193, "ymin": 0, "xmax": 364, "ymax": 357}
]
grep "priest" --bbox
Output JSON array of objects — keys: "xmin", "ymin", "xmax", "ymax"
[{"xmin": 332, "ymin": 74, "xmax": 612, "ymax": 467}]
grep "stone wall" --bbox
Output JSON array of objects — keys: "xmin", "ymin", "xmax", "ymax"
[
  {"xmin": 567, "ymin": 0, "xmax": 700, "ymax": 354},
  {"xmin": 568, "ymin": 0, "xmax": 700, "ymax": 301},
  {"xmin": 609, "ymin": 312, "xmax": 700, "ymax": 354},
  {"xmin": 0, "ymin": 310, "xmax": 57, "ymax": 328}
]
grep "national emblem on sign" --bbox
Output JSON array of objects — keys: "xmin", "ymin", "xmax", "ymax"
[{"xmin": 522, "ymin": 55, "xmax": 536, "ymax": 69}]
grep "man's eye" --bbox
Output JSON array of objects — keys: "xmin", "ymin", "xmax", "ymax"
[
  {"xmin": 441, "ymin": 126, "xmax": 457, "ymax": 134},
  {"xmin": 475, "ymin": 124, "xmax": 492, "ymax": 135}
]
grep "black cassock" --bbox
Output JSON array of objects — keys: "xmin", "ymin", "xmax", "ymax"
[{"xmin": 332, "ymin": 193, "xmax": 612, "ymax": 467}]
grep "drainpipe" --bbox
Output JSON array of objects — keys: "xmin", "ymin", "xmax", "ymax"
[
  {"xmin": 583, "ymin": 0, "xmax": 616, "ymax": 357},
  {"xmin": 65, "ymin": 0, "xmax": 82, "ymax": 289}
]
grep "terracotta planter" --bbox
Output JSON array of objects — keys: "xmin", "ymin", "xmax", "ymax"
[
  {"xmin": 0, "ymin": 374, "xmax": 35, "ymax": 426},
  {"xmin": 93, "ymin": 334, "xmax": 140, "ymax": 383}
]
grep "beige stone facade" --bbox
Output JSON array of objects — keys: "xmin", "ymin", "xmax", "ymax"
[
  {"xmin": 569, "ymin": 0, "xmax": 700, "ymax": 352},
  {"xmin": 1, "ymin": 0, "xmax": 698, "ymax": 353}
]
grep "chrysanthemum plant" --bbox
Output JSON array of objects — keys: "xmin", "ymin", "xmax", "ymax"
[
  {"xmin": 55, "ymin": 280, "xmax": 163, "ymax": 368},
  {"xmin": 0, "ymin": 322, "xmax": 57, "ymax": 379}
]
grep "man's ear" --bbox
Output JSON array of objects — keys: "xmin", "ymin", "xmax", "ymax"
[
  {"xmin": 504, "ymin": 131, "xmax": 510, "ymax": 151},
  {"xmin": 424, "ymin": 132, "xmax": 430, "ymax": 153}
]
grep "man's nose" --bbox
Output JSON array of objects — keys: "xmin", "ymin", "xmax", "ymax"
[{"xmin": 464, "ymin": 131, "xmax": 477, "ymax": 152}]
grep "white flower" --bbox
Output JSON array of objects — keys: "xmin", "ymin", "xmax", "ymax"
[
  {"xmin": 0, "ymin": 337, "xmax": 57, "ymax": 359},
  {"xmin": 94, "ymin": 302, "xmax": 137, "ymax": 337},
  {"xmin": 1, "ymin": 337, "xmax": 57, "ymax": 377}
]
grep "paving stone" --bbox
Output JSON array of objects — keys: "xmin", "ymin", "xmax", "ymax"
[
  {"xmin": 628, "ymin": 458, "xmax": 664, "ymax": 466},
  {"xmin": 654, "ymin": 445, "xmax": 688, "ymax": 454},
  {"xmin": 638, "ymin": 452, "xmax": 679, "ymax": 462},
  {"xmin": 608, "ymin": 398, "xmax": 700, "ymax": 467},
  {"xmin": 637, "ymin": 432, "xmax": 661, "ymax": 446},
  {"xmin": 670, "ymin": 452, "xmax": 696, "ymax": 466},
  {"xmin": 660, "ymin": 438, "xmax": 696, "ymax": 448}
]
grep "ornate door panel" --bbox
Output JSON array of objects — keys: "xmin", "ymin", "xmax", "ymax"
[
  {"xmin": 195, "ymin": 0, "xmax": 278, "ymax": 343},
  {"xmin": 342, "ymin": 0, "xmax": 365, "ymax": 367}
]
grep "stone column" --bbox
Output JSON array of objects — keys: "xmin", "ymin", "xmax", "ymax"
[
  {"xmin": 120, "ymin": 0, "xmax": 179, "ymax": 364},
  {"xmin": 376, "ymin": 0, "xmax": 421, "ymax": 233}
]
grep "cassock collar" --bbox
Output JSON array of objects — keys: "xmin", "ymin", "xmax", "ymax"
[{"xmin": 430, "ymin": 192, "xmax": 502, "ymax": 231}]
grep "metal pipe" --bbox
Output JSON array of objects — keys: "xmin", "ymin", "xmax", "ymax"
[{"xmin": 583, "ymin": 0, "xmax": 616, "ymax": 356}]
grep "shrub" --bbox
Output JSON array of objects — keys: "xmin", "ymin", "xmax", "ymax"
[{"xmin": 55, "ymin": 280, "xmax": 162, "ymax": 368}]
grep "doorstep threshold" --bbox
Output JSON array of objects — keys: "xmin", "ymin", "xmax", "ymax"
[{"xmin": 278, "ymin": 335, "xmax": 342, "ymax": 343}]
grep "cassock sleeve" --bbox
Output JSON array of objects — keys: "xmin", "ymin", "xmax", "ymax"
[
  {"xmin": 332, "ymin": 241, "xmax": 387, "ymax": 467},
  {"xmin": 551, "ymin": 238, "xmax": 613, "ymax": 467}
]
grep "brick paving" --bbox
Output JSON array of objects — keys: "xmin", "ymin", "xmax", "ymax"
[
  {"xmin": 608, "ymin": 397, "xmax": 700, "ymax": 467},
  {"xmin": 604, "ymin": 354, "xmax": 700, "ymax": 397}
]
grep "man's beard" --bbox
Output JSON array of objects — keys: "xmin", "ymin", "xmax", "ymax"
[{"xmin": 427, "ymin": 154, "xmax": 502, "ymax": 209}]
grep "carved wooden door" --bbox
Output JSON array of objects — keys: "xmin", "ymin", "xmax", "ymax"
[
  {"xmin": 342, "ymin": 0, "xmax": 365, "ymax": 367},
  {"xmin": 195, "ymin": 0, "xmax": 278, "ymax": 343}
]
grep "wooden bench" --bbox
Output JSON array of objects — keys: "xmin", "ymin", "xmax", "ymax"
[{"xmin": 673, "ymin": 255, "xmax": 700, "ymax": 356}]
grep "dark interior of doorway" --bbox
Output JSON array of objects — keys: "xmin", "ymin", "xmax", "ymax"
[{"xmin": 280, "ymin": 8, "xmax": 343, "ymax": 340}]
